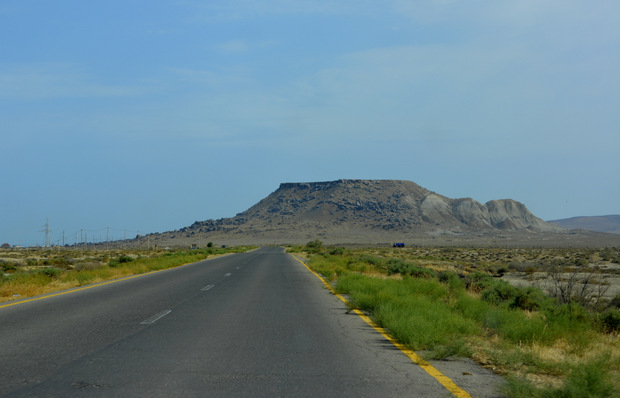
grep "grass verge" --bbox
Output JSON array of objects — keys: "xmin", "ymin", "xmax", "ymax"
[
  {"xmin": 295, "ymin": 245, "xmax": 619, "ymax": 397},
  {"xmin": 0, "ymin": 246, "xmax": 254, "ymax": 303}
]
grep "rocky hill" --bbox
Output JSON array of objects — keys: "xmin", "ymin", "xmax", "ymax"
[
  {"xmin": 133, "ymin": 179, "xmax": 618, "ymax": 248},
  {"xmin": 229, "ymin": 180, "xmax": 558, "ymax": 233}
]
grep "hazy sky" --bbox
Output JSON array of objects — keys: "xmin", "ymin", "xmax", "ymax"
[{"xmin": 1, "ymin": 0, "xmax": 619, "ymax": 246}]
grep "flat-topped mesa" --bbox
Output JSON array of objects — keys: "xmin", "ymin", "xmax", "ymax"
[
  {"xmin": 278, "ymin": 180, "xmax": 344, "ymax": 191},
  {"xmin": 278, "ymin": 179, "xmax": 388, "ymax": 190},
  {"xmin": 243, "ymin": 179, "xmax": 559, "ymax": 232},
  {"xmin": 170, "ymin": 179, "xmax": 564, "ymax": 244},
  {"xmin": 278, "ymin": 179, "xmax": 431, "ymax": 194},
  {"xmin": 137, "ymin": 180, "xmax": 620, "ymax": 247}
]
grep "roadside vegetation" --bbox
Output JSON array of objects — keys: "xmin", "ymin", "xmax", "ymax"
[
  {"xmin": 289, "ymin": 242, "xmax": 620, "ymax": 397},
  {"xmin": 0, "ymin": 245, "xmax": 254, "ymax": 303}
]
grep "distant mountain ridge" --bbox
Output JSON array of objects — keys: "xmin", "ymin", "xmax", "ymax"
[
  {"xmin": 549, "ymin": 215, "xmax": 620, "ymax": 234},
  {"xmin": 143, "ymin": 179, "xmax": 577, "ymax": 246}
]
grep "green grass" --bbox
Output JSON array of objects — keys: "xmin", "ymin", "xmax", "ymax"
[
  {"xmin": 303, "ymin": 246, "xmax": 620, "ymax": 397},
  {"xmin": 337, "ymin": 273, "xmax": 479, "ymax": 356},
  {"xmin": 504, "ymin": 356, "xmax": 617, "ymax": 397}
]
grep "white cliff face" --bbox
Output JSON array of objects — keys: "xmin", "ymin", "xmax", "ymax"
[
  {"xmin": 417, "ymin": 195, "xmax": 560, "ymax": 232},
  {"xmin": 420, "ymin": 194, "xmax": 453, "ymax": 223},
  {"xmin": 451, "ymin": 198, "xmax": 493, "ymax": 228},
  {"xmin": 485, "ymin": 200, "xmax": 561, "ymax": 231}
]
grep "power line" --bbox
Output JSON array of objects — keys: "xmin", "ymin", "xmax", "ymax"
[{"xmin": 40, "ymin": 218, "xmax": 51, "ymax": 247}]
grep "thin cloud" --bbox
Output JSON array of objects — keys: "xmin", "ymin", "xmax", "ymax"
[
  {"xmin": 214, "ymin": 39, "xmax": 279, "ymax": 54},
  {"xmin": 216, "ymin": 40, "xmax": 250, "ymax": 53},
  {"xmin": 0, "ymin": 64, "xmax": 151, "ymax": 101},
  {"xmin": 180, "ymin": 0, "xmax": 384, "ymax": 21}
]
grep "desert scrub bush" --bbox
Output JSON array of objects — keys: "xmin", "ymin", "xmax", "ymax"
[
  {"xmin": 118, "ymin": 254, "xmax": 134, "ymax": 263},
  {"xmin": 454, "ymin": 292, "xmax": 493, "ymax": 324},
  {"xmin": 600, "ymin": 247, "xmax": 620, "ymax": 264},
  {"xmin": 460, "ymin": 289, "xmax": 593, "ymax": 349},
  {"xmin": 539, "ymin": 303, "xmax": 597, "ymax": 352},
  {"xmin": 608, "ymin": 293, "xmax": 620, "ymax": 310},
  {"xmin": 71, "ymin": 270, "xmax": 97, "ymax": 286},
  {"xmin": 39, "ymin": 267, "xmax": 62, "ymax": 278},
  {"xmin": 354, "ymin": 254, "xmax": 388, "ymax": 273},
  {"xmin": 481, "ymin": 280, "xmax": 520, "ymax": 305},
  {"xmin": 386, "ymin": 258, "xmax": 436, "ymax": 278},
  {"xmin": 305, "ymin": 239, "xmax": 324, "ymax": 254},
  {"xmin": 481, "ymin": 280, "xmax": 548, "ymax": 311},
  {"xmin": 465, "ymin": 271, "xmax": 493, "ymax": 292},
  {"xmin": 1, "ymin": 262, "xmax": 17, "ymax": 273},
  {"xmin": 437, "ymin": 271, "xmax": 466, "ymax": 300},
  {"xmin": 510, "ymin": 287, "xmax": 549, "ymax": 311},
  {"xmin": 599, "ymin": 309, "xmax": 620, "ymax": 333},
  {"xmin": 545, "ymin": 266, "xmax": 612, "ymax": 309},
  {"xmin": 357, "ymin": 254, "xmax": 383, "ymax": 266},
  {"xmin": 45, "ymin": 256, "xmax": 74, "ymax": 268},
  {"xmin": 504, "ymin": 356, "xmax": 617, "ymax": 398},
  {"xmin": 483, "ymin": 307, "xmax": 552, "ymax": 345},
  {"xmin": 327, "ymin": 246, "xmax": 347, "ymax": 256},
  {"xmin": 108, "ymin": 254, "xmax": 134, "ymax": 268},
  {"xmin": 558, "ymin": 356, "xmax": 616, "ymax": 398},
  {"xmin": 488, "ymin": 265, "xmax": 508, "ymax": 277},
  {"xmin": 343, "ymin": 258, "xmax": 371, "ymax": 274},
  {"xmin": 74, "ymin": 262, "xmax": 103, "ymax": 271},
  {"xmin": 285, "ymin": 245, "xmax": 305, "ymax": 253}
]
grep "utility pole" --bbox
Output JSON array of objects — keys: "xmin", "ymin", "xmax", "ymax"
[{"xmin": 40, "ymin": 218, "xmax": 51, "ymax": 247}]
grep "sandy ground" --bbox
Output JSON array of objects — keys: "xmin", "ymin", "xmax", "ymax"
[{"xmin": 502, "ymin": 263, "xmax": 620, "ymax": 302}]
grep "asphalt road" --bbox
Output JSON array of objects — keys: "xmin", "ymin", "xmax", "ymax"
[{"xmin": 0, "ymin": 247, "xmax": 503, "ymax": 397}]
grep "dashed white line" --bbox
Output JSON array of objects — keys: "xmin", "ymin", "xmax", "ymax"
[
  {"xmin": 201, "ymin": 284, "xmax": 215, "ymax": 291},
  {"xmin": 224, "ymin": 273, "xmax": 232, "ymax": 277},
  {"xmin": 140, "ymin": 310, "xmax": 172, "ymax": 325}
]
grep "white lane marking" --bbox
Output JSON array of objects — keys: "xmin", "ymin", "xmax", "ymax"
[
  {"xmin": 201, "ymin": 284, "xmax": 215, "ymax": 291},
  {"xmin": 224, "ymin": 273, "xmax": 232, "ymax": 276},
  {"xmin": 140, "ymin": 310, "xmax": 172, "ymax": 325}
]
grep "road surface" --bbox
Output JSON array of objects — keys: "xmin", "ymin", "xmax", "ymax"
[{"xmin": 0, "ymin": 247, "xmax": 503, "ymax": 397}]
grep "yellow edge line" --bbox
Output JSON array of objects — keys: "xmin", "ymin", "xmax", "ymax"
[{"xmin": 290, "ymin": 253, "xmax": 472, "ymax": 398}]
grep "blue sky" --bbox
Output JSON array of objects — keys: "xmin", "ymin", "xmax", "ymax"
[{"xmin": 1, "ymin": 0, "xmax": 619, "ymax": 246}]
